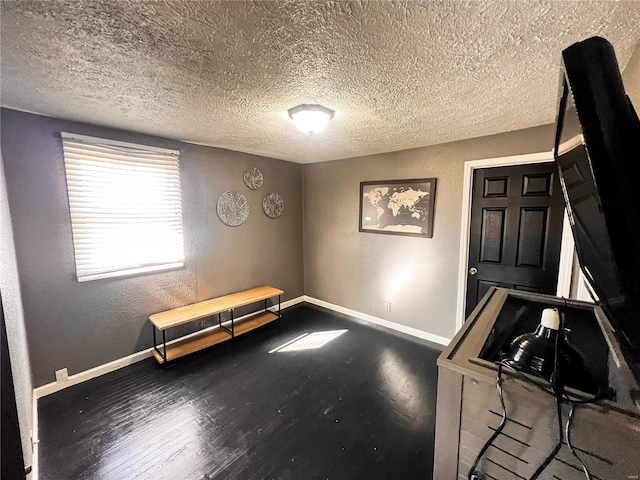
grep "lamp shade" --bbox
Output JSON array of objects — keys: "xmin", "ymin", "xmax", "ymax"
[
  {"xmin": 502, "ymin": 308, "xmax": 593, "ymax": 392},
  {"xmin": 288, "ymin": 104, "xmax": 335, "ymax": 134}
]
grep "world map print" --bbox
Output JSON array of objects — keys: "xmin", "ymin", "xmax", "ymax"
[{"xmin": 361, "ymin": 184, "xmax": 432, "ymax": 235}]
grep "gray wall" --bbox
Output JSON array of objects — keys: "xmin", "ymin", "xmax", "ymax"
[
  {"xmin": 1, "ymin": 109, "xmax": 304, "ymax": 388},
  {"xmin": 622, "ymin": 42, "xmax": 640, "ymax": 109},
  {"xmin": 303, "ymin": 125, "xmax": 555, "ymax": 340},
  {"xmin": 1, "ymin": 151, "xmax": 34, "ymax": 473}
]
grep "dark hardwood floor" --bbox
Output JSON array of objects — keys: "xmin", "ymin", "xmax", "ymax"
[{"xmin": 38, "ymin": 304, "xmax": 442, "ymax": 480}]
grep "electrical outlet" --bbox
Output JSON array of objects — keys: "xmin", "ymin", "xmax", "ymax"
[
  {"xmin": 55, "ymin": 368, "xmax": 69, "ymax": 383},
  {"xmin": 384, "ymin": 302, "xmax": 391, "ymax": 312}
]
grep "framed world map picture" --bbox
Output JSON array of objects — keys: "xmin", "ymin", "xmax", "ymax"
[{"xmin": 359, "ymin": 178, "xmax": 437, "ymax": 238}]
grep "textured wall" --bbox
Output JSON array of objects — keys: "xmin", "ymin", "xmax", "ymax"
[
  {"xmin": 1, "ymin": 109, "xmax": 304, "ymax": 388},
  {"xmin": 0, "ymin": 153, "xmax": 33, "ymax": 472},
  {"xmin": 303, "ymin": 124, "xmax": 555, "ymax": 340},
  {"xmin": 622, "ymin": 42, "xmax": 640, "ymax": 108}
]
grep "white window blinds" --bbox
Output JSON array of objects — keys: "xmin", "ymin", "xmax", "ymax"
[{"xmin": 61, "ymin": 132, "xmax": 184, "ymax": 282}]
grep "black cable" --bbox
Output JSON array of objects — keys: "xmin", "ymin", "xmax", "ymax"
[
  {"xmin": 475, "ymin": 300, "xmax": 600, "ymax": 480},
  {"xmin": 528, "ymin": 303, "xmax": 596, "ymax": 480},
  {"xmin": 528, "ymin": 305, "xmax": 567, "ymax": 479},
  {"xmin": 499, "ymin": 362, "xmax": 600, "ymax": 480},
  {"xmin": 499, "ymin": 359, "xmax": 602, "ymax": 480},
  {"xmin": 551, "ymin": 306, "xmax": 565, "ymax": 394},
  {"xmin": 557, "ymin": 300, "xmax": 595, "ymax": 480},
  {"xmin": 529, "ymin": 391, "xmax": 564, "ymax": 479},
  {"xmin": 565, "ymin": 399, "xmax": 593, "ymax": 480},
  {"xmin": 467, "ymin": 362, "xmax": 508, "ymax": 480},
  {"xmin": 500, "ymin": 358, "xmax": 605, "ymax": 404},
  {"xmin": 564, "ymin": 389, "xmax": 606, "ymax": 404},
  {"xmin": 499, "ymin": 360, "xmax": 556, "ymax": 396}
]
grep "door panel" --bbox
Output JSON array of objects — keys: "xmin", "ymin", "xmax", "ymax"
[
  {"xmin": 516, "ymin": 207, "xmax": 547, "ymax": 267},
  {"xmin": 522, "ymin": 172, "xmax": 553, "ymax": 196},
  {"xmin": 484, "ymin": 176, "xmax": 508, "ymax": 197},
  {"xmin": 479, "ymin": 208, "xmax": 505, "ymax": 263},
  {"xmin": 465, "ymin": 163, "xmax": 564, "ymax": 317}
]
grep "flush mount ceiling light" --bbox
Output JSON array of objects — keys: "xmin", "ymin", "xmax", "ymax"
[{"xmin": 287, "ymin": 104, "xmax": 335, "ymax": 134}]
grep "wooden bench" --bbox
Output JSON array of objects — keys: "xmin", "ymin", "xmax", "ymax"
[{"xmin": 149, "ymin": 286, "xmax": 284, "ymax": 364}]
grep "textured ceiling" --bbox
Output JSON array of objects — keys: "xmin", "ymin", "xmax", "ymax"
[{"xmin": 1, "ymin": 1, "xmax": 639, "ymax": 164}]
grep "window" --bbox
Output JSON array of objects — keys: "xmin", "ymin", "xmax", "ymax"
[{"xmin": 61, "ymin": 132, "xmax": 184, "ymax": 282}]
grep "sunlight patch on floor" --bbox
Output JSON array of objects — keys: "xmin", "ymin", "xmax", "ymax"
[{"xmin": 269, "ymin": 330, "xmax": 348, "ymax": 353}]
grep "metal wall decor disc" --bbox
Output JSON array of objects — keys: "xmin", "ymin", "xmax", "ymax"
[
  {"xmin": 217, "ymin": 191, "xmax": 249, "ymax": 226},
  {"xmin": 243, "ymin": 167, "xmax": 264, "ymax": 190},
  {"xmin": 262, "ymin": 192, "xmax": 284, "ymax": 219}
]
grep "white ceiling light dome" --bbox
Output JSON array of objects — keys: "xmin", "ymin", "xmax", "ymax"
[{"xmin": 288, "ymin": 104, "xmax": 335, "ymax": 134}]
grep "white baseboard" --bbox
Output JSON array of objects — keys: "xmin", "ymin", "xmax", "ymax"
[
  {"xmin": 34, "ymin": 348, "xmax": 154, "ymax": 399},
  {"xmin": 270, "ymin": 295, "xmax": 305, "ymax": 312},
  {"xmin": 34, "ymin": 295, "xmax": 306, "ymax": 399},
  {"xmin": 32, "ymin": 294, "xmax": 446, "ymax": 400},
  {"xmin": 303, "ymin": 296, "xmax": 451, "ymax": 346}
]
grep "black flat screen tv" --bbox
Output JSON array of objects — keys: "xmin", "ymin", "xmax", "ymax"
[{"xmin": 554, "ymin": 36, "xmax": 640, "ymax": 384}]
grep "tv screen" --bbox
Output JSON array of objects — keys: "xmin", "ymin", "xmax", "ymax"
[{"xmin": 554, "ymin": 37, "xmax": 640, "ymax": 383}]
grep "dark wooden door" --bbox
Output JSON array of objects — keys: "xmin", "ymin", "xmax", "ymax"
[{"xmin": 465, "ymin": 163, "xmax": 565, "ymax": 317}]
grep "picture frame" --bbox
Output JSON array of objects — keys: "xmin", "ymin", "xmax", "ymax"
[{"xmin": 359, "ymin": 178, "xmax": 437, "ymax": 238}]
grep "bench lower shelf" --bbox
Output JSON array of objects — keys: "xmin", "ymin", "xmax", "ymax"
[
  {"xmin": 152, "ymin": 310, "xmax": 279, "ymax": 364},
  {"xmin": 234, "ymin": 310, "xmax": 279, "ymax": 336}
]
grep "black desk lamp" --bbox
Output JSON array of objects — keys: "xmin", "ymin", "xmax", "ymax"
[{"xmin": 503, "ymin": 308, "xmax": 589, "ymax": 391}]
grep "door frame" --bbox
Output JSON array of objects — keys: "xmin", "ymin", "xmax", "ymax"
[{"xmin": 455, "ymin": 151, "xmax": 575, "ymax": 331}]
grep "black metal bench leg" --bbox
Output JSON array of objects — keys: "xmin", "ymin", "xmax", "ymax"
[
  {"xmin": 163, "ymin": 330, "xmax": 167, "ymax": 362},
  {"xmin": 278, "ymin": 294, "xmax": 282, "ymax": 332},
  {"xmin": 152, "ymin": 326, "xmax": 168, "ymax": 366}
]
